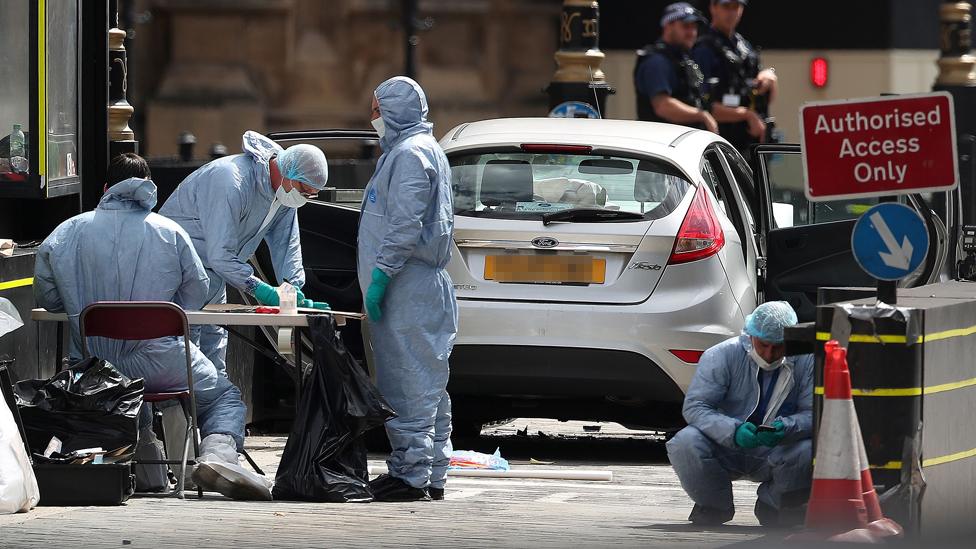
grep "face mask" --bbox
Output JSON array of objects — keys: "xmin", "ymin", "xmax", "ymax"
[
  {"xmin": 749, "ymin": 347, "xmax": 784, "ymax": 371},
  {"xmin": 371, "ymin": 116, "xmax": 386, "ymax": 139},
  {"xmin": 275, "ymin": 185, "xmax": 308, "ymax": 209}
]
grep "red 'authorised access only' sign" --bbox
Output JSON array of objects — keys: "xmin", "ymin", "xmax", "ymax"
[{"xmin": 799, "ymin": 92, "xmax": 959, "ymax": 201}]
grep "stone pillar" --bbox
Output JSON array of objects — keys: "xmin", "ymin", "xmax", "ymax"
[
  {"xmin": 545, "ymin": 0, "xmax": 612, "ymax": 118},
  {"xmin": 109, "ymin": 0, "xmax": 137, "ymax": 158},
  {"xmin": 145, "ymin": 0, "xmax": 292, "ymax": 159}
]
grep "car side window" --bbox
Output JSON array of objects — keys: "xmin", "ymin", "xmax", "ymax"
[
  {"xmin": 757, "ymin": 150, "xmax": 879, "ymax": 229},
  {"xmin": 703, "ymin": 147, "xmax": 748, "ymax": 264},
  {"xmin": 719, "ymin": 145, "xmax": 757, "ymax": 222},
  {"xmin": 700, "ymin": 158, "xmax": 727, "ymax": 215}
]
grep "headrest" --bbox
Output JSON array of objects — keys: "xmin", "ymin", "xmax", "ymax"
[{"xmin": 480, "ymin": 160, "xmax": 533, "ymax": 207}]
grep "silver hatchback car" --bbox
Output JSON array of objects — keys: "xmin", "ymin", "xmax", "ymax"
[
  {"xmin": 261, "ymin": 122, "xmax": 949, "ymax": 435},
  {"xmin": 434, "ymin": 117, "xmax": 945, "ymax": 434}
]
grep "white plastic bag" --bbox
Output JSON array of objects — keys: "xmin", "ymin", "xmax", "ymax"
[
  {"xmin": 1, "ymin": 394, "xmax": 39, "ymax": 513},
  {"xmin": 0, "ymin": 297, "xmax": 24, "ymax": 338}
]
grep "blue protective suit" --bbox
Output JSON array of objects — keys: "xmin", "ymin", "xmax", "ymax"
[
  {"xmin": 160, "ymin": 131, "xmax": 305, "ymax": 377},
  {"xmin": 358, "ymin": 77, "xmax": 458, "ymax": 489},
  {"xmin": 666, "ymin": 335, "xmax": 814, "ymax": 512},
  {"xmin": 34, "ymin": 178, "xmax": 246, "ymax": 448}
]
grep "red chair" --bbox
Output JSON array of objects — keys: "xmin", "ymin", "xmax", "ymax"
[{"xmin": 80, "ymin": 301, "xmax": 202, "ymax": 499}]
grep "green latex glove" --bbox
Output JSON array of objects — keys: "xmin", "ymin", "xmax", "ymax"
[
  {"xmin": 756, "ymin": 420, "xmax": 786, "ymax": 447},
  {"xmin": 253, "ymin": 281, "xmax": 279, "ymax": 306},
  {"xmin": 364, "ymin": 267, "xmax": 391, "ymax": 321},
  {"xmin": 253, "ymin": 281, "xmax": 304, "ymax": 307},
  {"xmin": 734, "ymin": 422, "xmax": 761, "ymax": 449},
  {"xmin": 300, "ymin": 299, "xmax": 331, "ymax": 311}
]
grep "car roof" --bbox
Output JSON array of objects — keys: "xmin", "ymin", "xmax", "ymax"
[{"xmin": 440, "ymin": 117, "xmax": 709, "ymax": 155}]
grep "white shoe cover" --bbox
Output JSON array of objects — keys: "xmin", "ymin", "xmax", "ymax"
[{"xmin": 192, "ymin": 434, "xmax": 273, "ymax": 501}]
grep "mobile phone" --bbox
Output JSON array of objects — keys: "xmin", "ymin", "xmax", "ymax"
[{"xmin": 757, "ymin": 424, "xmax": 777, "ymax": 432}]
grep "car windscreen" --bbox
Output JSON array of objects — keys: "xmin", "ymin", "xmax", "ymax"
[{"xmin": 449, "ymin": 151, "xmax": 692, "ymax": 221}]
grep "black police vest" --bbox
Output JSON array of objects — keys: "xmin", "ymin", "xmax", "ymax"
[
  {"xmin": 696, "ymin": 31, "xmax": 761, "ymax": 112},
  {"xmin": 697, "ymin": 30, "xmax": 764, "ymax": 152},
  {"xmin": 634, "ymin": 42, "xmax": 706, "ymax": 124}
]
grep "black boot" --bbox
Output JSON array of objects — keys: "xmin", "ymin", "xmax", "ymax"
[
  {"xmin": 754, "ymin": 497, "xmax": 807, "ymax": 528},
  {"xmin": 754, "ymin": 499, "xmax": 780, "ymax": 527},
  {"xmin": 429, "ymin": 486, "xmax": 444, "ymax": 501},
  {"xmin": 689, "ymin": 503, "xmax": 735, "ymax": 525},
  {"xmin": 369, "ymin": 474, "xmax": 431, "ymax": 502}
]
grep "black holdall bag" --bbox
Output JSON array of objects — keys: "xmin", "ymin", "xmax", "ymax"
[{"xmin": 273, "ymin": 315, "xmax": 396, "ymax": 502}]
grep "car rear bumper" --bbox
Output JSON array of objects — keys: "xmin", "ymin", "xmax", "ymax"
[
  {"xmin": 451, "ymin": 257, "xmax": 745, "ymax": 397},
  {"xmin": 449, "ymin": 345, "xmax": 685, "ymax": 402}
]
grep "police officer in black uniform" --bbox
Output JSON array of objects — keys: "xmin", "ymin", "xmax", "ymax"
[
  {"xmin": 634, "ymin": 3, "xmax": 718, "ymax": 133},
  {"xmin": 693, "ymin": 0, "xmax": 778, "ymax": 154}
]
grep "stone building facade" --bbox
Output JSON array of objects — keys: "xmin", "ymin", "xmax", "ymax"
[{"xmin": 131, "ymin": 0, "xmax": 560, "ymax": 159}]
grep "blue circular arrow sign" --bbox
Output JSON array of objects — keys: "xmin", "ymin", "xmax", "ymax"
[
  {"xmin": 851, "ymin": 203, "xmax": 929, "ymax": 281},
  {"xmin": 548, "ymin": 101, "xmax": 601, "ymax": 119}
]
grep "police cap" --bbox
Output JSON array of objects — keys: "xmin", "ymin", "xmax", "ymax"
[{"xmin": 660, "ymin": 2, "xmax": 708, "ymax": 27}]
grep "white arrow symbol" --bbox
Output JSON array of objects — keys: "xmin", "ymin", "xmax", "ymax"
[{"xmin": 870, "ymin": 211, "xmax": 913, "ymax": 271}]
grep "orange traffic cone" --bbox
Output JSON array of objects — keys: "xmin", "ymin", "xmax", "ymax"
[
  {"xmin": 854, "ymin": 424, "xmax": 904, "ymax": 538},
  {"xmin": 789, "ymin": 340, "xmax": 880, "ymax": 543}
]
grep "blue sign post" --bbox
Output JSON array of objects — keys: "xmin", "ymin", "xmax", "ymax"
[{"xmin": 851, "ymin": 203, "xmax": 929, "ymax": 302}]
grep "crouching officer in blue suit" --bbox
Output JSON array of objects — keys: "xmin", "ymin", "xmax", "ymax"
[{"xmin": 666, "ymin": 301, "xmax": 813, "ymax": 527}]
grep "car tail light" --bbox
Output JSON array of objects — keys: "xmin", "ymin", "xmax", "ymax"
[
  {"xmin": 670, "ymin": 349, "xmax": 704, "ymax": 364},
  {"xmin": 520, "ymin": 144, "xmax": 593, "ymax": 154},
  {"xmin": 668, "ymin": 184, "xmax": 725, "ymax": 264}
]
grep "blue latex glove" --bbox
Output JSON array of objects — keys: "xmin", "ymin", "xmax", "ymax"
[
  {"xmin": 294, "ymin": 286, "xmax": 306, "ymax": 303},
  {"xmin": 734, "ymin": 422, "xmax": 761, "ymax": 449},
  {"xmin": 364, "ymin": 267, "xmax": 391, "ymax": 321},
  {"xmin": 253, "ymin": 281, "xmax": 280, "ymax": 306},
  {"xmin": 756, "ymin": 420, "xmax": 786, "ymax": 447}
]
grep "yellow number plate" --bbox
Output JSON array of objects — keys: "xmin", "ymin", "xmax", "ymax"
[{"xmin": 484, "ymin": 255, "xmax": 606, "ymax": 284}]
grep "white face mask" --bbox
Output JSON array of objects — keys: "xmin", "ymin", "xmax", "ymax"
[
  {"xmin": 749, "ymin": 347, "xmax": 784, "ymax": 371},
  {"xmin": 371, "ymin": 116, "xmax": 386, "ymax": 139},
  {"xmin": 275, "ymin": 184, "xmax": 308, "ymax": 209}
]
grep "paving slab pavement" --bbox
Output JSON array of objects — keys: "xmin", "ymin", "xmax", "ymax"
[{"xmin": 1, "ymin": 420, "xmax": 783, "ymax": 548}]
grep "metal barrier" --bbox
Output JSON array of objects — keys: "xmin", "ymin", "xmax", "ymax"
[{"xmin": 803, "ymin": 281, "xmax": 976, "ymax": 538}]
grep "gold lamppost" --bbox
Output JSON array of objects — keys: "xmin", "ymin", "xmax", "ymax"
[
  {"xmin": 935, "ymin": 2, "xmax": 976, "ymax": 86},
  {"xmin": 546, "ymin": 0, "xmax": 612, "ymax": 118},
  {"xmin": 109, "ymin": 0, "xmax": 136, "ymax": 157},
  {"xmin": 934, "ymin": 2, "xmax": 976, "ymax": 225}
]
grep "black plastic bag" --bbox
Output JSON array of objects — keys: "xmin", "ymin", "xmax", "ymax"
[
  {"xmin": 14, "ymin": 358, "xmax": 143, "ymax": 457},
  {"xmin": 273, "ymin": 315, "xmax": 396, "ymax": 502}
]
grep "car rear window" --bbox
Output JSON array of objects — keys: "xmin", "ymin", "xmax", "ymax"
[{"xmin": 448, "ymin": 151, "xmax": 692, "ymax": 220}]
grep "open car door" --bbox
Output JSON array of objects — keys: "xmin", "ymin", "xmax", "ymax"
[
  {"xmin": 750, "ymin": 144, "xmax": 952, "ymax": 322},
  {"xmin": 253, "ymin": 130, "xmax": 379, "ymax": 361}
]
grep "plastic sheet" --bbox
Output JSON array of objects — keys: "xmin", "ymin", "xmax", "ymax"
[
  {"xmin": 448, "ymin": 448, "xmax": 510, "ymax": 471},
  {"xmin": 272, "ymin": 315, "xmax": 395, "ymax": 502},
  {"xmin": 14, "ymin": 358, "xmax": 143, "ymax": 457}
]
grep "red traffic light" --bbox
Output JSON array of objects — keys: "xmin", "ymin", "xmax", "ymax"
[{"xmin": 811, "ymin": 57, "xmax": 829, "ymax": 88}]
